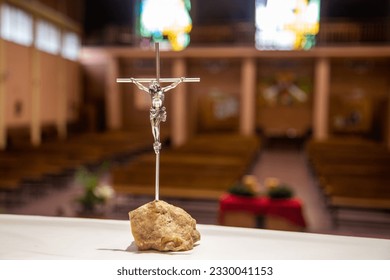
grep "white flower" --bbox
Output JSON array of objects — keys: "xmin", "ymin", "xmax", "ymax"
[{"xmin": 94, "ymin": 184, "xmax": 115, "ymax": 201}]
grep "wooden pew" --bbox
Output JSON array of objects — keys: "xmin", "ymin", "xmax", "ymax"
[
  {"xmin": 305, "ymin": 138, "xmax": 390, "ymax": 225},
  {"xmin": 111, "ymin": 133, "xmax": 261, "ymax": 201},
  {"xmin": 0, "ymin": 130, "xmax": 158, "ymax": 205},
  {"xmin": 324, "ymin": 176, "xmax": 390, "ymax": 211}
]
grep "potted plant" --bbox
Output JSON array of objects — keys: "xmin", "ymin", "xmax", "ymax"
[{"xmin": 75, "ymin": 165, "xmax": 114, "ymax": 217}]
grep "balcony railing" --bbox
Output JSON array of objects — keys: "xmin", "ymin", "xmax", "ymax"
[
  {"xmin": 83, "ymin": 19, "xmax": 390, "ymax": 47},
  {"xmin": 317, "ymin": 19, "xmax": 390, "ymax": 45}
]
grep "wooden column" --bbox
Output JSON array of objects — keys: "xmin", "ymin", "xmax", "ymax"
[
  {"xmin": 387, "ymin": 93, "xmax": 390, "ymax": 149},
  {"xmin": 171, "ymin": 58, "xmax": 187, "ymax": 147},
  {"xmin": 31, "ymin": 48, "xmax": 41, "ymax": 146},
  {"xmin": 313, "ymin": 57, "xmax": 330, "ymax": 141},
  {"xmin": 57, "ymin": 57, "xmax": 67, "ymax": 139},
  {"xmin": 0, "ymin": 38, "xmax": 6, "ymax": 149},
  {"xmin": 106, "ymin": 55, "xmax": 121, "ymax": 130},
  {"xmin": 240, "ymin": 57, "xmax": 257, "ymax": 136}
]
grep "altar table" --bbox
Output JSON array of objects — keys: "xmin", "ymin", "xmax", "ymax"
[
  {"xmin": 219, "ymin": 194, "xmax": 306, "ymax": 229},
  {"xmin": 1, "ymin": 214, "xmax": 390, "ymax": 259}
]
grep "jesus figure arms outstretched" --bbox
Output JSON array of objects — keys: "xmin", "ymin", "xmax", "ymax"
[{"xmin": 130, "ymin": 78, "xmax": 185, "ymax": 153}]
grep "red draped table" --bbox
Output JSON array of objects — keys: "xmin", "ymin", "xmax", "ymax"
[{"xmin": 219, "ymin": 193, "xmax": 306, "ymax": 230}]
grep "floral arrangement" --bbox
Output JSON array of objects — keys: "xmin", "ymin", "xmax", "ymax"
[
  {"xmin": 75, "ymin": 165, "xmax": 114, "ymax": 213},
  {"xmin": 229, "ymin": 175, "xmax": 261, "ymax": 197},
  {"xmin": 265, "ymin": 177, "xmax": 294, "ymax": 199},
  {"xmin": 229, "ymin": 176, "xmax": 294, "ymax": 200}
]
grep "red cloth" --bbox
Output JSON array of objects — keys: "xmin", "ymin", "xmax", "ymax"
[{"xmin": 219, "ymin": 193, "xmax": 306, "ymax": 228}]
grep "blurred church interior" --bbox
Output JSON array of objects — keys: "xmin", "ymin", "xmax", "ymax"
[{"xmin": 1, "ymin": 0, "xmax": 390, "ymax": 239}]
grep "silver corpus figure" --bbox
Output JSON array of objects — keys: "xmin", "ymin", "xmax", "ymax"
[
  {"xmin": 116, "ymin": 42, "xmax": 200, "ymax": 201},
  {"xmin": 129, "ymin": 77, "xmax": 185, "ymax": 154}
]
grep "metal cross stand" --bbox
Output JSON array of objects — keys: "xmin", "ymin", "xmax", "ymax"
[{"xmin": 116, "ymin": 42, "xmax": 200, "ymax": 201}]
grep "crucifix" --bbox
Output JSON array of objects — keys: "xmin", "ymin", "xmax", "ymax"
[{"xmin": 116, "ymin": 42, "xmax": 200, "ymax": 201}]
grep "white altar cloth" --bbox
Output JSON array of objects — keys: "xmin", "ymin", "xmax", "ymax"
[{"xmin": 0, "ymin": 214, "xmax": 389, "ymax": 260}]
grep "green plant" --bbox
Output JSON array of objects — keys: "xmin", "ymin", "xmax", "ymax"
[
  {"xmin": 228, "ymin": 183, "xmax": 256, "ymax": 197},
  {"xmin": 267, "ymin": 184, "xmax": 294, "ymax": 199},
  {"xmin": 76, "ymin": 165, "xmax": 114, "ymax": 212}
]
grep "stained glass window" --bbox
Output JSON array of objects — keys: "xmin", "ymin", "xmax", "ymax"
[
  {"xmin": 255, "ymin": 0, "xmax": 320, "ymax": 50},
  {"xmin": 138, "ymin": 0, "xmax": 192, "ymax": 51}
]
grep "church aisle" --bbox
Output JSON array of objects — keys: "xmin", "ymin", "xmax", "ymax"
[
  {"xmin": 250, "ymin": 141, "xmax": 390, "ymax": 239},
  {"xmin": 250, "ymin": 147, "xmax": 333, "ymax": 233}
]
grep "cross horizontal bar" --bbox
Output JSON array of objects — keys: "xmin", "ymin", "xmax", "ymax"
[{"xmin": 116, "ymin": 77, "xmax": 200, "ymax": 83}]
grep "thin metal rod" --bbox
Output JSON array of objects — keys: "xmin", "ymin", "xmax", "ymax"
[
  {"xmin": 155, "ymin": 151, "xmax": 160, "ymax": 201},
  {"xmin": 155, "ymin": 42, "xmax": 160, "ymax": 84},
  {"xmin": 117, "ymin": 77, "xmax": 200, "ymax": 83}
]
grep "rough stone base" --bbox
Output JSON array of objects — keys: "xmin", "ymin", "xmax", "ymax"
[{"xmin": 129, "ymin": 200, "xmax": 201, "ymax": 252}]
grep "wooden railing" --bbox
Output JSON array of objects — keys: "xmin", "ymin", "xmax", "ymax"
[
  {"xmin": 84, "ymin": 20, "xmax": 390, "ymax": 47},
  {"xmin": 317, "ymin": 19, "xmax": 390, "ymax": 45}
]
